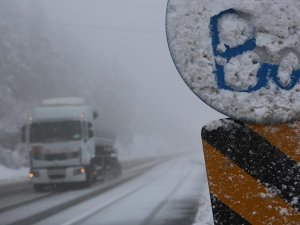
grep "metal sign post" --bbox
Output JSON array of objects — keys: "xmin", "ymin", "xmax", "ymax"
[{"xmin": 166, "ymin": 0, "xmax": 300, "ymax": 224}]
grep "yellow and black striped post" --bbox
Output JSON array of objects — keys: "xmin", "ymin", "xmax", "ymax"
[{"xmin": 202, "ymin": 118, "xmax": 300, "ymax": 225}]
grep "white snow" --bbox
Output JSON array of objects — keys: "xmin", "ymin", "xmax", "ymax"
[
  {"xmin": 278, "ymin": 52, "xmax": 299, "ymax": 85},
  {"xmin": 203, "ymin": 118, "xmax": 232, "ymax": 131},
  {"xmin": 218, "ymin": 13, "xmax": 254, "ymax": 49},
  {"xmin": 166, "ymin": 0, "xmax": 300, "ymax": 124},
  {"xmin": 279, "ymin": 207, "xmax": 289, "ymax": 216},
  {"xmin": 224, "ymin": 52, "xmax": 260, "ymax": 89},
  {"xmin": 29, "ymin": 155, "xmax": 213, "ymax": 225},
  {"xmin": 0, "ymin": 164, "xmax": 28, "ymax": 185},
  {"xmin": 192, "ymin": 190, "xmax": 214, "ymax": 225}
]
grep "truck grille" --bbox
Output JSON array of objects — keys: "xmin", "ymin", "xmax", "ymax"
[
  {"xmin": 33, "ymin": 152, "xmax": 79, "ymax": 161},
  {"xmin": 48, "ymin": 174, "xmax": 65, "ymax": 179},
  {"xmin": 47, "ymin": 168, "xmax": 66, "ymax": 179}
]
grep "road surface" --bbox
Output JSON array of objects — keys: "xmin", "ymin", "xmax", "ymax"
[{"xmin": 0, "ymin": 154, "xmax": 208, "ymax": 225}]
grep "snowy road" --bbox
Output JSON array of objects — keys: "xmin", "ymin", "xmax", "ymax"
[
  {"xmin": 0, "ymin": 158, "xmax": 165, "ymax": 213},
  {"xmin": 33, "ymin": 155, "xmax": 204, "ymax": 225},
  {"xmin": 0, "ymin": 154, "xmax": 210, "ymax": 225}
]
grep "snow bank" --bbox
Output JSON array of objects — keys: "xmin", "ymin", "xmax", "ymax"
[
  {"xmin": 192, "ymin": 157, "xmax": 214, "ymax": 225},
  {"xmin": 192, "ymin": 194, "xmax": 214, "ymax": 225},
  {"xmin": 0, "ymin": 164, "xmax": 28, "ymax": 185},
  {"xmin": 0, "ymin": 144, "xmax": 29, "ymax": 169},
  {"xmin": 166, "ymin": 0, "xmax": 300, "ymax": 124}
]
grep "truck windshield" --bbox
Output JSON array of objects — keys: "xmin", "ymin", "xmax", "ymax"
[{"xmin": 29, "ymin": 121, "xmax": 82, "ymax": 143}]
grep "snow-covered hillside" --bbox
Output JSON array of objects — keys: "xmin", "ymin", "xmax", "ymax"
[{"xmin": 0, "ymin": 1, "xmax": 134, "ymax": 168}]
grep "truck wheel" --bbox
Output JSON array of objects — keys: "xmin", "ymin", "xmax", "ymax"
[
  {"xmin": 84, "ymin": 169, "xmax": 92, "ymax": 187},
  {"xmin": 84, "ymin": 164, "xmax": 96, "ymax": 187}
]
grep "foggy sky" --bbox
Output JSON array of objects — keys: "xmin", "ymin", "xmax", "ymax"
[{"xmin": 37, "ymin": 0, "xmax": 224, "ymax": 151}]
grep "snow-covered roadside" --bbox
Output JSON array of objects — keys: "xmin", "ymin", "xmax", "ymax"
[
  {"xmin": 192, "ymin": 151, "xmax": 214, "ymax": 225},
  {"xmin": 192, "ymin": 181, "xmax": 214, "ymax": 225},
  {"xmin": 0, "ymin": 164, "xmax": 28, "ymax": 186}
]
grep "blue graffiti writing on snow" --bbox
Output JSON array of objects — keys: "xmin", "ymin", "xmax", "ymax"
[{"xmin": 210, "ymin": 8, "xmax": 300, "ymax": 92}]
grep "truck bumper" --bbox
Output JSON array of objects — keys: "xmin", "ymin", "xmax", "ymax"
[{"xmin": 29, "ymin": 166, "xmax": 87, "ymax": 184}]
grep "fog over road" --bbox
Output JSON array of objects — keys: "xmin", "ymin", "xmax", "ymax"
[{"xmin": 37, "ymin": 0, "xmax": 223, "ymax": 153}]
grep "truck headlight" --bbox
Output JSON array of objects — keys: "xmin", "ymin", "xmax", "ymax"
[
  {"xmin": 74, "ymin": 167, "xmax": 86, "ymax": 175},
  {"xmin": 28, "ymin": 171, "xmax": 40, "ymax": 178}
]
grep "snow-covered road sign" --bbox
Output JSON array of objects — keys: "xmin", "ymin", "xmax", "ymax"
[
  {"xmin": 202, "ymin": 119, "xmax": 300, "ymax": 224},
  {"xmin": 166, "ymin": 1, "xmax": 300, "ymax": 224},
  {"xmin": 166, "ymin": 0, "xmax": 300, "ymax": 124},
  {"xmin": 211, "ymin": 8, "xmax": 300, "ymax": 92}
]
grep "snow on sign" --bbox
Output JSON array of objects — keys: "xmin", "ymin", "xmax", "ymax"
[
  {"xmin": 166, "ymin": 0, "xmax": 300, "ymax": 124},
  {"xmin": 202, "ymin": 119, "xmax": 300, "ymax": 224}
]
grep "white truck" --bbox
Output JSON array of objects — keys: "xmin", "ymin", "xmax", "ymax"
[{"xmin": 21, "ymin": 98, "xmax": 121, "ymax": 191}]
